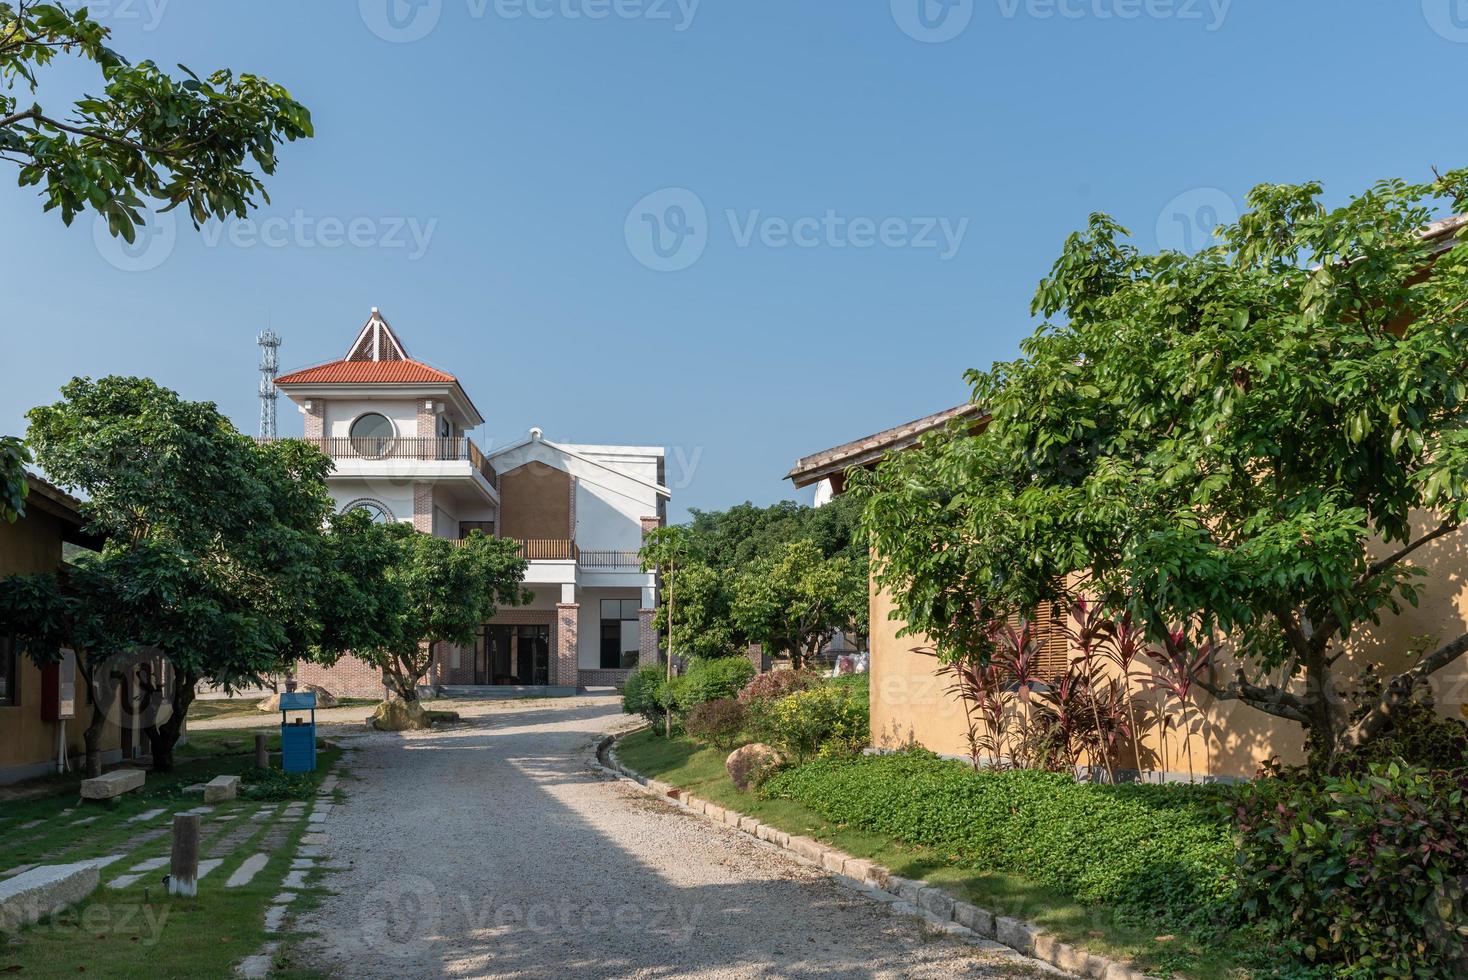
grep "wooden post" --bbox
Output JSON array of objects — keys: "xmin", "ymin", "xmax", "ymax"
[
  {"xmin": 168, "ymin": 813, "xmax": 200, "ymax": 897},
  {"xmin": 254, "ymin": 732, "xmax": 268, "ymax": 770}
]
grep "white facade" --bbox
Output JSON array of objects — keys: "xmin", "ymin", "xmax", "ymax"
[{"xmin": 275, "ymin": 309, "xmax": 668, "ymax": 691}]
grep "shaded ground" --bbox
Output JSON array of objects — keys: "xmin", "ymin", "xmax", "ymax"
[{"xmin": 291, "ymin": 695, "xmax": 1059, "ymax": 979}]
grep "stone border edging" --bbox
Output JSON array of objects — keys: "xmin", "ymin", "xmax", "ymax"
[{"xmin": 592, "ymin": 729, "xmax": 1154, "ymax": 980}]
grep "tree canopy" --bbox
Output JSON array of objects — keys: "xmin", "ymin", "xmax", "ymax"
[
  {"xmin": 1, "ymin": 1, "xmax": 312, "ymax": 240},
  {"xmin": 0, "ymin": 376, "xmax": 337, "ymax": 771},
  {"xmin": 642, "ymin": 497, "xmax": 869, "ymax": 662},
  {"xmin": 0, "ymin": 435, "xmax": 26, "ymax": 521},
  {"xmin": 859, "ymin": 172, "xmax": 1468, "ymax": 766}
]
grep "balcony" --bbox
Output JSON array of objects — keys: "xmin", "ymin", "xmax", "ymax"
[
  {"xmin": 451, "ymin": 539, "xmax": 643, "ymax": 569},
  {"xmin": 265, "ymin": 436, "xmax": 498, "ymax": 490}
]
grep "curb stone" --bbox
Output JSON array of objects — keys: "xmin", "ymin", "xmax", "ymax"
[{"xmin": 597, "ymin": 727, "xmax": 1157, "ymax": 980}]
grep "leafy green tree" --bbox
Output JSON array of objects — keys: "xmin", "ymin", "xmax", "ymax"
[
  {"xmin": 0, "ymin": 435, "xmax": 27, "ymax": 521},
  {"xmin": 0, "ymin": 377, "xmax": 336, "ymax": 772},
  {"xmin": 2, "ymin": 2, "xmax": 312, "ymax": 240},
  {"xmin": 732, "ymin": 540, "xmax": 864, "ymax": 670},
  {"xmin": 326, "ymin": 521, "xmax": 530, "ymax": 715},
  {"xmin": 860, "ymin": 172, "xmax": 1468, "ymax": 768}
]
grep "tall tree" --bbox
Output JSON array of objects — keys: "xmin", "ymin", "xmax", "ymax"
[
  {"xmin": 323, "ymin": 520, "xmax": 529, "ymax": 724},
  {"xmin": 861, "ymin": 172, "xmax": 1468, "ymax": 768},
  {"xmin": 731, "ymin": 540, "xmax": 864, "ymax": 670},
  {"xmin": 0, "ymin": 377, "xmax": 336, "ymax": 772},
  {"xmin": 1, "ymin": 1, "xmax": 311, "ymax": 239},
  {"xmin": 0, "ymin": 435, "xmax": 27, "ymax": 521}
]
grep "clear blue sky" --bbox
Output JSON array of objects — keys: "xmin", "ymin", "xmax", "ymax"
[{"xmin": 3, "ymin": 1, "xmax": 1464, "ymax": 521}]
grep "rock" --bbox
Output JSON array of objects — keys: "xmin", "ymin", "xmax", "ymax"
[
  {"xmin": 0, "ymin": 861, "xmax": 101, "ymax": 933},
  {"xmin": 370, "ymin": 700, "xmax": 433, "ymax": 732},
  {"xmin": 257, "ymin": 684, "xmax": 340, "ymax": 712},
  {"xmin": 79, "ymin": 768, "xmax": 144, "ymax": 801},
  {"xmin": 725, "ymin": 743, "xmax": 784, "ymax": 791},
  {"xmin": 203, "ymin": 774, "xmax": 240, "ymax": 803}
]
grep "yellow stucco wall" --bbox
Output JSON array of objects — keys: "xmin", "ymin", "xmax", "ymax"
[
  {"xmin": 0, "ymin": 505, "xmax": 123, "ymax": 779},
  {"xmin": 870, "ymin": 512, "xmax": 1468, "ymax": 779}
]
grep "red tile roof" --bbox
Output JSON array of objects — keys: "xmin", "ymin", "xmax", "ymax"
[{"xmin": 275, "ymin": 359, "xmax": 457, "ymax": 385}]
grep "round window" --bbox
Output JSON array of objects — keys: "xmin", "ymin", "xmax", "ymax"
[
  {"xmin": 344, "ymin": 499, "xmax": 394, "ymax": 524},
  {"xmin": 349, "ymin": 413, "xmax": 394, "ymax": 458}
]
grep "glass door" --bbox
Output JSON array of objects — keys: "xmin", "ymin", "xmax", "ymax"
[{"xmin": 517, "ymin": 625, "xmax": 550, "ymax": 685}]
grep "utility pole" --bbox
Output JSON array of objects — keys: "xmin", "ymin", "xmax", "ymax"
[{"xmin": 664, "ymin": 554, "xmax": 674, "ymax": 738}]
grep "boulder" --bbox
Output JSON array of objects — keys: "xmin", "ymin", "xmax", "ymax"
[
  {"xmin": 257, "ymin": 684, "xmax": 340, "ymax": 712},
  {"xmin": 370, "ymin": 699, "xmax": 433, "ymax": 732},
  {"xmin": 79, "ymin": 768, "xmax": 144, "ymax": 801},
  {"xmin": 203, "ymin": 774, "xmax": 240, "ymax": 803},
  {"xmin": 725, "ymin": 743, "xmax": 784, "ymax": 792}
]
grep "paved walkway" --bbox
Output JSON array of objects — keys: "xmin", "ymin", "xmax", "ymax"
[{"xmin": 295, "ymin": 695, "xmax": 1056, "ymax": 979}]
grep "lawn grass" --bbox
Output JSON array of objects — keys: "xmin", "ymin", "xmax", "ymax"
[
  {"xmin": 0, "ymin": 747, "xmax": 341, "ymax": 979},
  {"xmin": 615, "ymin": 730, "xmax": 1262, "ymax": 980},
  {"xmin": 189, "ymin": 696, "xmax": 378, "ymax": 723}
]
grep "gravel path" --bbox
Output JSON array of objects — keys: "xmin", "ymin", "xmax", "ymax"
[{"xmin": 294, "ymin": 695, "xmax": 1059, "ymax": 979}]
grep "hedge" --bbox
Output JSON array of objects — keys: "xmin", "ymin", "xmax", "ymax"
[{"xmin": 760, "ymin": 750, "xmax": 1236, "ymax": 933}]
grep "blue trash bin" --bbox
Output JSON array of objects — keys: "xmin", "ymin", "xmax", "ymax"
[{"xmin": 279, "ymin": 691, "xmax": 317, "ymax": 773}]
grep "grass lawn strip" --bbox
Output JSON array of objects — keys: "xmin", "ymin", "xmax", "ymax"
[
  {"xmin": 612, "ymin": 730, "xmax": 1260, "ymax": 980},
  {"xmin": 0, "ymin": 746, "xmax": 342, "ymax": 979}
]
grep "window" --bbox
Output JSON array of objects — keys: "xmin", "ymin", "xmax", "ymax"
[
  {"xmin": 349, "ymin": 413, "xmax": 395, "ymax": 458},
  {"xmin": 0, "ymin": 635, "xmax": 17, "ymax": 707},
  {"xmin": 342, "ymin": 498, "xmax": 395, "ymax": 524},
  {"xmin": 1005, "ymin": 602, "xmax": 1070, "ymax": 680},
  {"xmin": 599, "ymin": 599, "xmax": 642, "ymax": 669}
]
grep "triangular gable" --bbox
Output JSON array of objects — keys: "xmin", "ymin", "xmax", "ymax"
[{"xmin": 346, "ymin": 309, "xmax": 410, "ymax": 362}]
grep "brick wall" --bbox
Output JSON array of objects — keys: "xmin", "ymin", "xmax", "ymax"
[
  {"xmin": 554, "ymin": 603, "xmax": 579, "ymax": 687},
  {"xmin": 578, "ymin": 668, "xmax": 635, "ymax": 688},
  {"xmin": 295, "ymin": 654, "xmax": 387, "ymax": 700},
  {"xmin": 640, "ymin": 515, "xmax": 663, "ymax": 536},
  {"xmin": 639, "ymin": 608, "xmax": 659, "ymax": 666},
  {"xmin": 416, "ymin": 399, "xmax": 436, "ymax": 455},
  {"xmin": 412, "ymin": 482, "xmax": 433, "ymax": 533},
  {"xmin": 303, "ymin": 400, "xmax": 324, "ymax": 442}
]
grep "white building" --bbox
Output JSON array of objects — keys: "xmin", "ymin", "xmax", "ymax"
[{"xmin": 275, "ymin": 309, "xmax": 668, "ymax": 694}]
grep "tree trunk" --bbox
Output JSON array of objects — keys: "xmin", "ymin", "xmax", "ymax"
[
  {"xmin": 82, "ymin": 700, "xmax": 107, "ymax": 778},
  {"xmin": 143, "ymin": 672, "xmax": 196, "ymax": 773}
]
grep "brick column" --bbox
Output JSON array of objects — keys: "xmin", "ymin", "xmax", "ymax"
[
  {"xmin": 303, "ymin": 400, "xmax": 325, "ymax": 448},
  {"xmin": 555, "ymin": 603, "xmax": 579, "ymax": 688},
  {"xmin": 639, "ymin": 609, "xmax": 659, "ymax": 666},
  {"xmin": 413, "ymin": 482, "xmax": 433, "ymax": 534},
  {"xmin": 417, "ymin": 399, "xmax": 437, "ymax": 459},
  {"xmin": 640, "ymin": 515, "xmax": 663, "ymax": 537}
]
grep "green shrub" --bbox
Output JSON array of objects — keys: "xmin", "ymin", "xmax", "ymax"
[
  {"xmin": 1233, "ymin": 762, "xmax": 1468, "ymax": 976},
  {"xmin": 622, "ymin": 664, "xmax": 669, "ymax": 728},
  {"xmin": 760, "ymin": 751, "xmax": 1235, "ymax": 933},
  {"xmin": 760, "ymin": 683, "xmax": 868, "ymax": 761},
  {"xmin": 736, "ymin": 668, "xmax": 821, "ymax": 705},
  {"xmin": 668, "ymin": 656, "xmax": 756, "ymax": 712},
  {"xmin": 685, "ymin": 698, "xmax": 747, "ymax": 750},
  {"xmin": 241, "ymin": 766, "xmax": 317, "ymax": 802}
]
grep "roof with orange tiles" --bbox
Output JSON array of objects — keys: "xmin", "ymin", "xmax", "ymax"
[{"xmin": 274, "ymin": 358, "xmax": 457, "ymax": 385}]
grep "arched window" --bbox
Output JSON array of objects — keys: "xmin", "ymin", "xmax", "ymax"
[
  {"xmin": 342, "ymin": 498, "xmax": 395, "ymax": 524},
  {"xmin": 349, "ymin": 413, "xmax": 394, "ymax": 458}
]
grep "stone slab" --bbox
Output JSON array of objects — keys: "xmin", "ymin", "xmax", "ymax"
[
  {"xmin": 0, "ymin": 861, "xmax": 101, "ymax": 932},
  {"xmin": 79, "ymin": 768, "xmax": 144, "ymax": 800},
  {"xmin": 203, "ymin": 775, "xmax": 240, "ymax": 803}
]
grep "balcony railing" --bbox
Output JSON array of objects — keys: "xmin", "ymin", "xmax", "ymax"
[
  {"xmin": 263, "ymin": 436, "xmax": 498, "ymax": 490},
  {"xmin": 578, "ymin": 550, "xmax": 643, "ymax": 569}
]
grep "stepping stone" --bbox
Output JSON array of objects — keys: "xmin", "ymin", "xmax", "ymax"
[
  {"xmin": 272, "ymin": 891, "xmax": 297, "ymax": 905},
  {"xmin": 179, "ymin": 806, "xmax": 214, "ymax": 817},
  {"xmin": 236, "ymin": 942, "xmax": 279, "ymax": 978},
  {"xmin": 250, "ymin": 809, "xmax": 275, "ymax": 823},
  {"xmin": 280, "ymin": 870, "xmax": 308, "ymax": 890},
  {"xmin": 1, "ymin": 865, "xmax": 37, "ymax": 880},
  {"xmin": 69, "ymin": 816, "xmax": 99, "ymax": 827},
  {"xmin": 296, "ymin": 846, "xmax": 324, "ymax": 859},
  {"xmin": 263, "ymin": 904, "xmax": 288, "ymax": 933},
  {"xmin": 107, "ymin": 873, "xmax": 145, "ymax": 890},
  {"xmin": 289, "ymin": 858, "xmax": 314, "ymax": 870},
  {"xmin": 196, "ymin": 859, "xmax": 223, "ymax": 880},
  {"xmin": 182, "ymin": 784, "xmax": 206, "ymax": 794},
  {"xmin": 226, "ymin": 853, "xmax": 269, "ymax": 888},
  {"xmin": 128, "ymin": 857, "xmax": 169, "ymax": 873},
  {"xmin": 128, "ymin": 808, "xmax": 167, "ymax": 823},
  {"xmin": 301, "ymin": 833, "xmax": 328, "ymax": 846},
  {"xmin": 19, "ymin": 820, "xmax": 43, "ymax": 830},
  {"xmin": 81, "ymin": 854, "xmax": 126, "ymax": 870}
]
